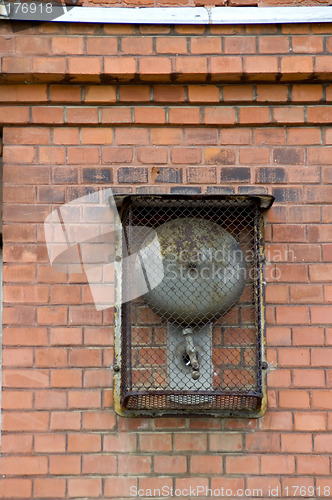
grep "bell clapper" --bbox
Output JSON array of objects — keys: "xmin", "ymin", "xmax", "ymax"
[{"xmin": 182, "ymin": 327, "xmax": 200, "ymax": 380}]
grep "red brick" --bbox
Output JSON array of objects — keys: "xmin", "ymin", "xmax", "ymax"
[
  {"xmin": 34, "ymin": 433, "xmax": 66, "ymax": 453},
  {"xmin": 52, "ymin": 36, "xmax": 84, "ymax": 55},
  {"xmin": 308, "ymin": 146, "xmax": 332, "ymax": 165},
  {"xmin": 68, "ymin": 389, "xmax": 101, "ymax": 409},
  {"xmin": 185, "ymin": 128, "xmax": 218, "ymax": 145},
  {"xmin": 279, "ymin": 390, "xmax": 310, "ymax": 408},
  {"xmin": 191, "ymin": 455, "xmax": 223, "ymax": 474},
  {"xmin": 169, "ymin": 107, "xmax": 200, "ymax": 124},
  {"xmin": 292, "ymin": 35, "xmax": 323, "ymax": 53},
  {"xmin": 247, "ymin": 477, "xmax": 281, "ymax": 497},
  {"xmin": 102, "ymin": 147, "xmax": 133, "ymax": 163},
  {"xmin": 116, "ymin": 128, "xmax": 149, "ymax": 145},
  {"xmin": 50, "ymin": 411, "xmax": 81, "ymax": 431},
  {"xmin": 222, "ymin": 86, "xmax": 252, "ymax": 103},
  {"xmin": 139, "ymin": 433, "xmax": 172, "ymax": 452},
  {"xmin": 307, "ymin": 106, "xmax": 332, "ymax": 123},
  {"xmin": 0, "ymin": 85, "xmax": 47, "ymax": 102},
  {"xmin": 297, "ymin": 455, "xmax": 330, "ymax": 475},
  {"xmin": 82, "ymin": 454, "xmax": 117, "ymax": 474},
  {"xmin": 294, "ymin": 411, "xmax": 326, "ymax": 431},
  {"xmin": 281, "ymin": 433, "xmax": 312, "ymax": 453},
  {"xmin": 3, "ymin": 145, "xmax": 36, "ymax": 164},
  {"xmin": 204, "ymin": 107, "xmax": 236, "ymax": 125},
  {"xmin": 312, "ymin": 390, "xmax": 332, "ymax": 409},
  {"xmin": 266, "ymin": 285, "xmax": 289, "ymax": 304},
  {"xmin": 268, "ymin": 369, "xmax": 291, "ymax": 388},
  {"xmin": 310, "ymin": 264, "xmax": 332, "ymax": 282},
  {"xmin": 239, "ymin": 107, "xmax": 270, "ymax": 124},
  {"xmin": 220, "ymin": 128, "xmax": 252, "ymax": 145},
  {"xmin": 49, "ymin": 327, "xmax": 82, "ymax": 346},
  {"xmin": 175, "ymin": 56, "xmax": 208, "ymax": 77},
  {"xmin": 188, "ymin": 85, "xmax": 220, "ymax": 102},
  {"xmin": 254, "ymin": 128, "xmax": 286, "ymax": 145},
  {"xmin": 135, "ymin": 107, "xmax": 166, "ymax": 123},
  {"xmin": 209, "ymin": 433, "xmax": 243, "ymax": 451},
  {"xmin": 0, "ymin": 478, "xmax": 31, "ymax": 498},
  {"xmin": 51, "ymin": 368, "xmax": 82, "ymax": 388},
  {"xmin": 292, "ymin": 84, "xmax": 323, "ymax": 103},
  {"xmin": 69, "ymin": 56, "xmax": 102, "ymax": 75},
  {"xmin": 68, "ymin": 478, "xmax": 102, "ymax": 498},
  {"xmin": 153, "ymin": 455, "xmax": 186, "ymax": 473},
  {"xmin": 276, "ymin": 307, "xmax": 310, "ymax": 326},
  {"xmin": 0, "ymin": 106, "xmax": 30, "ymax": 124},
  {"xmin": 153, "ymin": 85, "xmax": 185, "ymax": 103},
  {"xmin": 288, "ymin": 127, "xmax": 321, "ymax": 145},
  {"xmin": 259, "ymin": 36, "xmax": 289, "ymax": 53},
  {"xmin": 34, "ymin": 389, "xmax": 66, "ymax": 410},
  {"xmin": 34, "ymin": 479, "xmax": 66, "ymax": 498},
  {"xmin": 281, "ymin": 55, "xmax": 314, "ymax": 74},
  {"xmin": 2, "ymin": 348, "xmax": 33, "ymax": 367},
  {"xmin": 104, "ymin": 478, "xmax": 138, "ymax": 498},
  {"xmin": 150, "ymin": 128, "xmax": 183, "ymax": 145},
  {"xmin": 104, "ymin": 433, "xmax": 136, "ymax": 452},
  {"xmin": 239, "ymin": 148, "xmax": 270, "ymax": 164},
  {"xmin": 225, "ymin": 37, "xmax": 256, "ymax": 54},
  {"xmin": 323, "ymin": 167, "xmax": 332, "ymax": 184},
  {"xmin": 0, "ymin": 456, "xmax": 47, "ymax": 476},
  {"xmin": 33, "ymin": 56, "xmax": 66, "ymax": 74},
  {"xmin": 49, "ymin": 455, "xmax": 81, "ymax": 475},
  {"xmin": 292, "ymin": 326, "xmax": 325, "ymax": 347},
  {"xmin": 245, "ymin": 433, "xmax": 280, "ymax": 452},
  {"xmin": 261, "ymin": 455, "xmax": 295, "ymax": 474},
  {"xmin": 139, "ymin": 57, "xmax": 171, "ymax": 76},
  {"xmin": 171, "ymin": 147, "xmax": 201, "ymax": 164},
  {"xmin": 2, "ymin": 368, "xmax": 49, "ymax": 389},
  {"xmin": 171, "ymin": 433, "xmax": 207, "ymax": 451},
  {"xmin": 83, "ymin": 85, "xmax": 116, "ymax": 103},
  {"xmin": 49, "ymin": 85, "xmax": 81, "ymax": 102},
  {"xmin": 255, "ymin": 85, "xmax": 287, "ymax": 103},
  {"xmin": 315, "ymin": 56, "xmax": 332, "ymax": 74},
  {"xmin": 80, "ymin": 128, "xmax": 113, "ymax": 145},
  {"xmin": 3, "ymin": 327, "xmax": 47, "ymax": 347},
  {"xmin": 187, "ymin": 166, "xmax": 217, "ymax": 184},
  {"xmin": 119, "ymin": 85, "xmax": 150, "ymax": 102},
  {"xmin": 311, "ymin": 347, "xmax": 332, "ymax": 366},
  {"xmin": 190, "ymin": 37, "xmax": 221, "ymax": 54},
  {"xmin": 210, "ymin": 56, "xmax": 242, "ymax": 77},
  {"xmin": 118, "ymin": 455, "xmax": 152, "ymax": 474},
  {"xmin": 245, "ymin": 55, "xmax": 278, "ymax": 74},
  {"xmin": 82, "ymin": 411, "xmax": 116, "ymax": 430},
  {"xmin": 226, "ymin": 456, "xmax": 259, "ymax": 474},
  {"xmin": 2, "ymin": 56, "xmax": 32, "ymax": 73},
  {"xmin": 100, "ymin": 107, "xmax": 132, "ymax": 124},
  {"xmin": 272, "ymin": 109, "xmax": 305, "ymax": 127},
  {"xmin": 314, "ymin": 433, "xmax": 332, "ymax": 452},
  {"xmin": 260, "ymin": 411, "xmax": 293, "ymax": 430},
  {"xmin": 68, "ymin": 433, "xmax": 101, "ymax": 452},
  {"xmin": 37, "ymin": 306, "xmax": 67, "ymax": 325},
  {"xmin": 156, "ymin": 37, "xmax": 188, "ymax": 54},
  {"xmin": 2, "ymin": 390, "xmax": 33, "ymax": 409},
  {"xmin": 278, "ymin": 347, "xmax": 310, "ymax": 368}
]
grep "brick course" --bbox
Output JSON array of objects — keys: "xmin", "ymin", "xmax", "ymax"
[{"xmin": 0, "ymin": 19, "xmax": 332, "ymax": 500}]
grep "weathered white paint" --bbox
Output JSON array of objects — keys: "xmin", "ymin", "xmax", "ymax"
[{"xmin": 1, "ymin": 5, "xmax": 332, "ymax": 24}]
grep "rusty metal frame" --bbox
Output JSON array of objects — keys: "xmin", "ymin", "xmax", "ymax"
[{"xmin": 113, "ymin": 194, "xmax": 274, "ymax": 418}]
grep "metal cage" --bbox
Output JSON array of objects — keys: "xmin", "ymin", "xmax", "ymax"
[{"xmin": 113, "ymin": 195, "xmax": 274, "ymax": 417}]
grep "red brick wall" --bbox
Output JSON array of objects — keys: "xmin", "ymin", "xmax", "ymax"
[{"xmin": 0, "ymin": 21, "xmax": 332, "ymax": 500}]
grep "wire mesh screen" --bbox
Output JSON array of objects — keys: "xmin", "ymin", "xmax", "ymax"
[{"xmin": 118, "ymin": 196, "xmax": 265, "ymax": 415}]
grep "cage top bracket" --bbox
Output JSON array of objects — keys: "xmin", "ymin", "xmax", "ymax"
[{"xmin": 113, "ymin": 194, "xmax": 275, "ymax": 211}]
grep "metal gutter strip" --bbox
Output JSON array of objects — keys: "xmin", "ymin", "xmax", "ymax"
[{"xmin": 1, "ymin": 5, "xmax": 332, "ymax": 24}]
